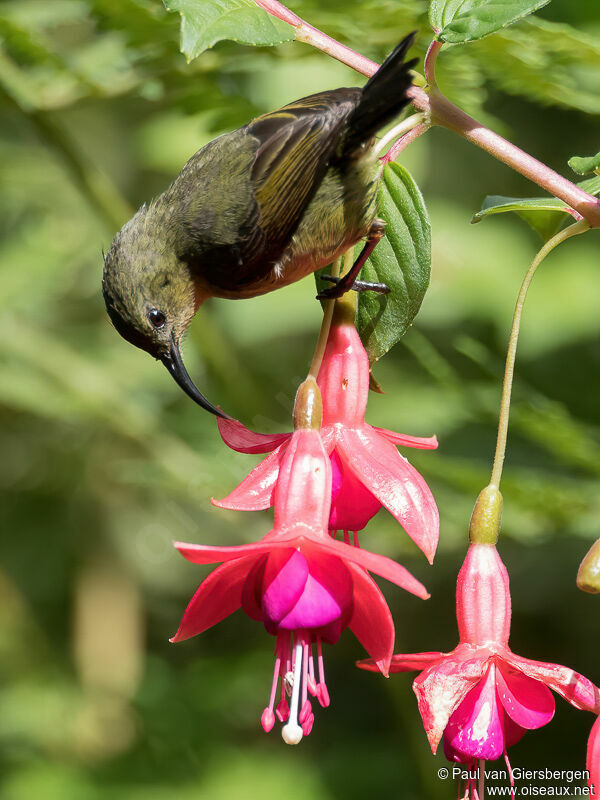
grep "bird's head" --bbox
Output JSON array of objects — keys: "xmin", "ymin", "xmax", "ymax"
[{"xmin": 102, "ymin": 209, "xmax": 228, "ymax": 418}]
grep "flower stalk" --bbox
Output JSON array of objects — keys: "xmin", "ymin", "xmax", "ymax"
[
  {"xmin": 308, "ymin": 256, "xmax": 344, "ymax": 380},
  {"xmin": 489, "ymin": 219, "xmax": 590, "ymax": 489}
]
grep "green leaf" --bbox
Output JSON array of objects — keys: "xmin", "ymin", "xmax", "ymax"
[
  {"xmin": 356, "ymin": 163, "xmax": 431, "ymax": 364},
  {"xmin": 163, "ymin": 0, "xmax": 295, "ymax": 61},
  {"xmin": 472, "ymin": 177, "xmax": 600, "ymax": 240},
  {"xmin": 569, "ymin": 152, "xmax": 600, "ymax": 176},
  {"xmin": 430, "ymin": 0, "xmax": 551, "ymax": 44},
  {"xmin": 475, "ymin": 19, "xmax": 600, "ymax": 114}
]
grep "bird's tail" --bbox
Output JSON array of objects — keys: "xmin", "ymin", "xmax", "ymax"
[{"xmin": 342, "ymin": 32, "xmax": 417, "ymax": 156}]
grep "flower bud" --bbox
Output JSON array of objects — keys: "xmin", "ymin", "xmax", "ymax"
[
  {"xmin": 577, "ymin": 538, "xmax": 600, "ymax": 594},
  {"xmin": 469, "ymin": 484, "xmax": 502, "ymax": 545},
  {"xmin": 293, "ymin": 377, "xmax": 322, "ymax": 430}
]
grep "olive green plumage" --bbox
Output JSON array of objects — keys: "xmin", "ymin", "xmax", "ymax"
[{"xmin": 102, "ymin": 33, "xmax": 417, "ymax": 413}]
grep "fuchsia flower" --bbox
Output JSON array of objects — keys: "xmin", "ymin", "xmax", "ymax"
[
  {"xmin": 588, "ymin": 715, "xmax": 600, "ymax": 798},
  {"xmin": 172, "ymin": 381, "xmax": 430, "ymax": 743},
  {"xmin": 214, "ymin": 306, "xmax": 439, "ymax": 561},
  {"xmin": 359, "ymin": 534, "xmax": 600, "ymax": 769}
]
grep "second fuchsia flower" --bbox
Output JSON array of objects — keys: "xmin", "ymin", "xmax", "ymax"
[
  {"xmin": 172, "ymin": 379, "xmax": 430, "ymax": 743},
  {"xmin": 214, "ymin": 300, "xmax": 440, "ymax": 562},
  {"xmin": 359, "ymin": 486, "xmax": 600, "ymax": 772}
]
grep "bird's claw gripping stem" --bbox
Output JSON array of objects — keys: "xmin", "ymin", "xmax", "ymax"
[{"xmin": 317, "ymin": 275, "xmax": 390, "ymax": 298}]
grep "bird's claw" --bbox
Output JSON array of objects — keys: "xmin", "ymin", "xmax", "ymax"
[{"xmin": 316, "ymin": 275, "xmax": 390, "ymax": 300}]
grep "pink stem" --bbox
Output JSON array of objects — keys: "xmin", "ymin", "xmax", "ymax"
[
  {"xmin": 381, "ymin": 122, "xmax": 429, "ymax": 164},
  {"xmin": 411, "ymin": 87, "xmax": 600, "ymax": 225},
  {"xmin": 254, "ymin": 0, "xmax": 378, "ymax": 74},
  {"xmin": 424, "ymin": 39, "xmax": 442, "ymax": 87},
  {"xmin": 253, "ymin": 0, "xmax": 600, "ymax": 227}
]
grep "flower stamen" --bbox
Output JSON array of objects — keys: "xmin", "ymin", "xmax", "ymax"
[
  {"xmin": 261, "ymin": 646, "xmax": 282, "ymax": 733},
  {"xmin": 317, "ymin": 637, "xmax": 330, "ymax": 708},
  {"xmin": 307, "ymin": 646, "xmax": 318, "ymax": 697},
  {"xmin": 504, "ymin": 750, "xmax": 515, "ymax": 800},
  {"xmin": 282, "ymin": 639, "xmax": 304, "ymax": 745}
]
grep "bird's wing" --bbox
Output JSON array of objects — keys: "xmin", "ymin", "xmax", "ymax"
[
  {"xmin": 245, "ymin": 88, "xmax": 360, "ymax": 262},
  {"xmin": 178, "ymin": 89, "xmax": 360, "ymax": 291}
]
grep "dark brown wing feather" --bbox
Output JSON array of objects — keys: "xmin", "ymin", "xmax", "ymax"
[
  {"xmin": 247, "ymin": 89, "xmax": 360, "ymax": 254},
  {"xmin": 225, "ymin": 89, "xmax": 360, "ymax": 286}
]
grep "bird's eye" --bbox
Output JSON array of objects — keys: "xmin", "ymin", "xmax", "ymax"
[{"xmin": 148, "ymin": 308, "xmax": 166, "ymax": 329}]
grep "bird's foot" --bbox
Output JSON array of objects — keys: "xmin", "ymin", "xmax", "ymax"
[{"xmin": 316, "ymin": 275, "xmax": 390, "ymax": 300}]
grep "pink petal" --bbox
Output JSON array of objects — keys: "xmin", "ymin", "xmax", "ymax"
[
  {"xmin": 170, "ymin": 557, "xmax": 255, "ymax": 642},
  {"xmin": 338, "ymin": 427, "xmax": 439, "ymax": 563},
  {"xmin": 375, "ymin": 427, "xmax": 438, "ymax": 450},
  {"xmin": 240, "ymin": 555, "xmax": 267, "ymax": 621},
  {"xmin": 301, "ymin": 543, "xmax": 354, "ymax": 629},
  {"xmin": 389, "ymin": 652, "xmax": 446, "ymax": 672},
  {"xmin": 496, "ymin": 663, "xmax": 554, "ymax": 730},
  {"xmin": 217, "ymin": 417, "xmax": 290, "ymax": 453},
  {"xmin": 506, "ymin": 652, "xmax": 600, "ymax": 714},
  {"xmin": 329, "ymin": 449, "xmax": 381, "ymax": 531},
  {"xmin": 315, "ymin": 536, "xmax": 430, "ymax": 599},
  {"xmin": 212, "ymin": 446, "xmax": 283, "ymax": 511},
  {"xmin": 346, "ymin": 562, "xmax": 394, "ymax": 676},
  {"xmin": 443, "ymin": 663, "xmax": 505, "ymax": 762},
  {"xmin": 442, "ymin": 736, "xmax": 470, "ymax": 764},
  {"xmin": 357, "ymin": 651, "xmax": 444, "ymax": 673},
  {"xmin": 262, "ymin": 550, "xmax": 308, "ymax": 624},
  {"xmin": 587, "ymin": 715, "xmax": 600, "ymax": 798},
  {"xmin": 413, "ymin": 647, "xmax": 489, "ymax": 752},
  {"xmin": 263, "ymin": 547, "xmax": 352, "ymax": 633},
  {"xmin": 504, "ymin": 714, "xmax": 527, "ymax": 749},
  {"xmin": 175, "ymin": 539, "xmax": 278, "ymax": 565},
  {"xmin": 280, "ymin": 572, "xmax": 345, "ymax": 631}
]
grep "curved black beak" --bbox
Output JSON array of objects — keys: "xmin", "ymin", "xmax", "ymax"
[{"xmin": 161, "ymin": 337, "xmax": 231, "ymax": 419}]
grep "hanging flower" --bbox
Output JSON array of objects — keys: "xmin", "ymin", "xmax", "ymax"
[
  {"xmin": 359, "ymin": 487, "xmax": 600, "ymax": 771},
  {"xmin": 213, "ymin": 301, "xmax": 439, "ymax": 562},
  {"xmin": 172, "ymin": 379, "xmax": 430, "ymax": 743}
]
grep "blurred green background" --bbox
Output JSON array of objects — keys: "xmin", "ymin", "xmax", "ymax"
[{"xmin": 1, "ymin": 0, "xmax": 600, "ymax": 797}]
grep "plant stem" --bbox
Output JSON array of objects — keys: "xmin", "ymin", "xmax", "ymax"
[
  {"xmin": 375, "ymin": 113, "xmax": 426, "ymax": 157},
  {"xmin": 307, "ymin": 255, "xmax": 345, "ymax": 379},
  {"xmin": 424, "ymin": 39, "xmax": 443, "ymax": 87},
  {"xmin": 381, "ymin": 122, "xmax": 430, "ymax": 165},
  {"xmin": 489, "ymin": 219, "xmax": 590, "ymax": 489},
  {"xmin": 416, "ymin": 89, "xmax": 600, "ymax": 225},
  {"xmin": 253, "ymin": 0, "xmax": 600, "ymax": 227},
  {"xmin": 254, "ymin": 0, "xmax": 378, "ymax": 74}
]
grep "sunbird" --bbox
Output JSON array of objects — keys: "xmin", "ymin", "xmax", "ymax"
[{"xmin": 102, "ymin": 32, "xmax": 417, "ymax": 417}]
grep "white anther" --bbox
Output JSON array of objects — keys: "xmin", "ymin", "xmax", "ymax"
[{"xmin": 281, "ymin": 722, "xmax": 303, "ymax": 745}]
